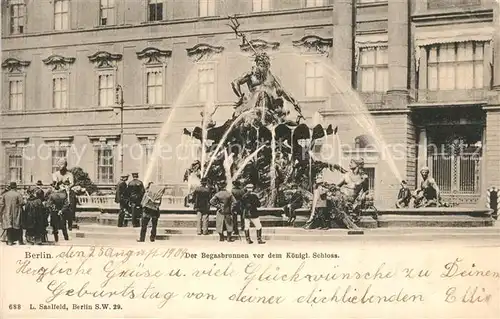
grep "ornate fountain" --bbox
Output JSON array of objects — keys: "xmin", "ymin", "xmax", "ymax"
[{"xmin": 182, "ymin": 16, "xmax": 340, "ymax": 207}]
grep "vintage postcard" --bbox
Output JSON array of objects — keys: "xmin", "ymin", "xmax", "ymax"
[{"xmin": 1, "ymin": 0, "xmax": 499, "ymax": 318}]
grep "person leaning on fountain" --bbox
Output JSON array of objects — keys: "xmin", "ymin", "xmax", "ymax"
[
  {"xmin": 192, "ymin": 177, "xmax": 211, "ymax": 236},
  {"xmin": 209, "ymin": 181, "xmax": 235, "ymax": 242},
  {"xmin": 413, "ymin": 167, "xmax": 440, "ymax": 208},
  {"xmin": 395, "ymin": 180, "xmax": 412, "ymax": 208},
  {"xmin": 281, "ymin": 183, "xmax": 303, "ymax": 224}
]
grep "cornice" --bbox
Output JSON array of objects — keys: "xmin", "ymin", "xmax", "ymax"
[
  {"xmin": 88, "ymin": 51, "xmax": 123, "ymax": 68},
  {"xmin": 186, "ymin": 43, "xmax": 224, "ymax": 62},
  {"xmin": 42, "ymin": 54, "xmax": 76, "ymax": 71},
  {"xmin": 1, "ymin": 58, "xmax": 31, "ymax": 72},
  {"xmin": 136, "ymin": 47, "xmax": 172, "ymax": 64},
  {"xmin": 240, "ymin": 39, "xmax": 280, "ymax": 52}
]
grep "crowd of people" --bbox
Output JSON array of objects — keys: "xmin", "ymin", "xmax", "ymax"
[{"xmin": 0, "ymin": 158, "xmax": 77, "ymax": 246}]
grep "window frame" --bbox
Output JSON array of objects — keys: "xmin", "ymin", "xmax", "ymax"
[
  {"xmin": 197, "ymin": 61, "xmax": 217, "ymax": 103},
  {"xmin": 99, "ymin": 0, "xmax": 116, "ymax": 26},
  {"xmin": 426, "ymin": 41, "xmax": 485, "ymax": 91},
  {"xmin": 304, "ymin": 60, "xmax": 325, "ymax": 98},
  {"xmin": 5, "ymin": 146, "xmax": 24, "ymax": 184},
  {"xmin": 357, "ymin": 46, "xmax": 389, "ymax": 93},
  {"xmin": 95, "ymin": 145, "xmax": 115, "ymax": 184},
  {"xmin": 147, "ymin": 0, "xmax": 164, "ymax": 22},
  {"xmin": 252, "ymin": 0, "xmax": 271, "ymax": 12},
  {"xmin": 96, "ymin": 69, "xmax": 116, "ymax": 107},
  {"xmin": 144, "ymin": 65, "xmax": 165, "ymax": 106},
  {"xmin": 304, "ymin": 0, "xmax": 326, "ymax": 7},
  {"xmin": 198, "ymin": 0, "xmax": 216, "ymax": 17},
  {"xmin": 8, "ymin": 75, "xmax": 25, "ymax": 111},
  {"xmin": 52, "ymin": 73, "xmax": 69, "ymax": 109},
  {"xmin": 51, "ymin": 147, "xmax": 69, "ymax": 173},
  {"xmin": 9, "ymin": 0, "xmax": 26, "ymax": 35},
  {"xmin": 54, "ymin": 0, "xmax": 70, "ymax": 31}
]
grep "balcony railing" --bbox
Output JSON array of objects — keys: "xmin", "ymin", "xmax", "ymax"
[
  {"xmin": 77, "ymin": 195, "xmax": 186, "ymax": 209},
  {"xmin": 417, "ymin": 89, "xmax": 487, "ymax": 104}
]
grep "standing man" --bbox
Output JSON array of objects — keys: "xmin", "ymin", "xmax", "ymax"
[
  {"xmin": 0, "ymin": 182, "xmax": 25, "ymax": 245},
  {"xmin": 115, "ymin": 174, "xmax": 130, "ymax": 227},
  {"xmin": 241, "ymin": 184, "xmax": 265, "ymax": 244},
  {"xmin": 231, "ymin": 180, "xmax": 245, "ymax": 235},
  {"xmin": 192, "ymin": 177, "xmax": 211, "ymax": 236},
  {"xmin": 127, "ymin": 172, "xmax": 145, "ymax": 228},
  {"xmin": 35, "ymin": 180, "xmax": 46, "ymax": 201},
  {"xmin": 138, "ymin": 183, "xmax": 166, "ymax": 242},
  {"xmin": 210, "ymin": 181, "xmax": 235, "ymax": 242},
  {"xmin": 304, "ymin": 176, "xmax": 330, "ymax": 230},
  {"xmin": 22, "ymin": 186, "xmax": 46, "ymax": 245}
]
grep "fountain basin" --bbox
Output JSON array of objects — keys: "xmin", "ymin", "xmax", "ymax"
[{"xmin": 76, "ymin": 207, "xmax": 494, "ymax": 228}]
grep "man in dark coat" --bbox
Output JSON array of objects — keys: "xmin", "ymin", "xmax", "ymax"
[
  {"xmin": 127, "ymin": 172, "xmax": 145, "ymax": 227},
  {"xmin": 1, "ymin": 182, "xmax": 25, "ymax": 245},
  {"xmin": 45, "ymin": 186, "xmax": 70, "ymax": 242},
  {"xmin": 231, "ymin": 180, "xmax": 246, "ymax": 234},
  {"xmin": 282, "ymin": 183, "xmax": 303, "ymax": 224},
  {"xmin": 192, "ymin": 177, "xmax": 211, "ymax": 235},
  {"xmin": 241, "ymin": 184, "xmax": 265, "ymax": 244},
  {"xmin": 210, "ymin": 182, "xmax": 235, "ymax": 242},
  {"xmin": 35, "ymin": 180, "xmax": 46, "ymax": 201},
  {"xmin": 115, "ymin": 174, "xmax": 130, "ymax": 227},
  {"xmin": 23, "ymin": 186, "xmax": 47, "ymax": 245}
]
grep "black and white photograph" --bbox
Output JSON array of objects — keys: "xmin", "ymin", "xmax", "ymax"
[{"xmin": 0, "ymin": 0, "xmax": 499, "ymax": 318}]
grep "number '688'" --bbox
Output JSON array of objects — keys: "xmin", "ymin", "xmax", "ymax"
[{"xmin": 9, "ymin": 304, "xmax": 21, "ymax": 310}]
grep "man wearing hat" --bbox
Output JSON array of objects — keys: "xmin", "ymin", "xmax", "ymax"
[
  {"xmin": 241, "ymin": 184, "xmax": 265, "ymax": 244},
  {"xmin": 0, "ymin": 182, "xmax": 25, "ymax": 245},
  {"xmin": 127, "ymin": 173, "xmax": 145, "ymax": 227},
  {"xmin": 192, "ymin": 177, "xmax": 212, "ymax": 235},
  {"xmin": 282, "ymin": 183, "xmax": 303, "ymax": 224},
  {"xmin": 35, "ymin": 180, "xmax": 46, "ymax": 201},
  {"xmin": 209, "ymin": 181, "xmax": 235, "ymax": 242},
  {"xmin": 115, "ymin": 174, "xmax": 130, "ymax": 227}
]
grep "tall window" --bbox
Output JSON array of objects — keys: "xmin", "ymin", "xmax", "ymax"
[
  {"xmin": 54, "ymin": 0, "xmax": 69, "ymax": 30},
  {"xmin": 148, "ymin": 0, "xmax": 163, "ymax": 21},
  {"xmin": 199, "ymin": 0, "xmax": 215, "ymax": 17},
  {"xmin": 9, "ymin": 79, "xmax": 24, "ymax": 111},
  {"xmin": 98, "ymin": 73, "xmax": 114, "ymax": 107},
  {"xmin": 305, "ymin": 61, "xmax": 324, "ymax": 97},
  {"xmin": 427, "ymin": 42, "xmax": 484, "ymax": 91},
  {"xmin": 97, "ymin": 147, "xmax": 114, "ymax": 183},
  {"xmin": 100, "ymin": 0, "xmax": 115, "ymax": 26},
  {"xmin": 358, "ymin": 46, "xmax": 388, "ymax": 93},
  {"xmin": 9, "ymin": 0, "xmax": 25, "ymax": 34},
  {"xmin": 51, "ymin": 148, "xmax": 68, "ymax": 173},
  {"xmin": 53, "ymin": 76, "xmax": 68, "ymax": 109},
  {"xmin": 305, "ymin": 0, "xmax": 325, "ymax": 7},
  {"xmin": 198, "ymin": 63, "xmax": 215, "ymax": 102},
  {"xmin": 8, "ymin": 153, "xmax": 23, "ymax": 183},
  {"xmin": 253, "ymin": 0, "xmax": 270, "ymax": 12},
  {"xmin": 146, "ymin": 68, "xmax": 163, "ymax": 105}
]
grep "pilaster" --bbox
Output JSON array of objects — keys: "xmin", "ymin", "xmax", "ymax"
[{"xmin": 332, "ymin": 0, "xmax": 354, "ymax": 86}]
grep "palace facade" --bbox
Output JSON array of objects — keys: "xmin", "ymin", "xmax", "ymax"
[{"xmin": 2, "ymin": 0, "xmax": 500, "ymax": 207}]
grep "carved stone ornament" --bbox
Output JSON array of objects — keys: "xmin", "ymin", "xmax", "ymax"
[
  {"xmin": 42, "ymin": 55, "xmax": 76, "ymax": 71},
  {"xmin": 240, "ymin": 39, "xmax": 280, "ymax": 52},
  {"xmin": 136, "ymin": 47, "xmax": 172, "ymax": 64},
  {"xmin": 1, "ymin": 58, "xmax": 30, "ymax": 73},
  {"xmin": 292, "ymin": 35, "xmax": 333, "ymax": 56},
  {"xmin": 88, "ymin": 51, "xmax": 123, "ymax": 68},
  {"xmin": 186, "ymin": 43, "xmax": 224, "ymax": 62}
]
